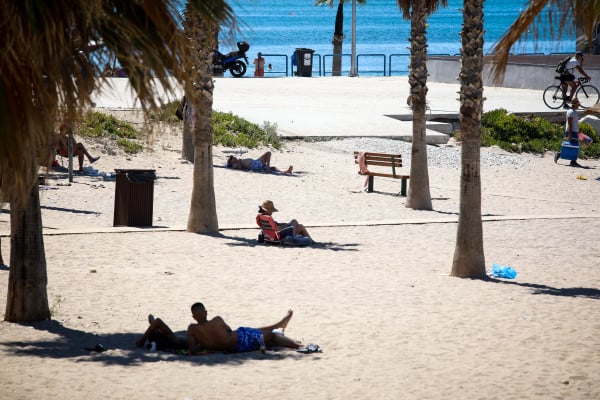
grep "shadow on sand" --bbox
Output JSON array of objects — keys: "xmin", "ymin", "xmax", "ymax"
[
  {"xmin": 0, "ymin": 319, "xmax": 314, "ymax": 366},
  {"xmin": 219, "ymin": 232, "xmax": 359, "ymax": 252},
  {"xmin": 492, "ymin": 279, "xmax": 600, "ymax": 300}
]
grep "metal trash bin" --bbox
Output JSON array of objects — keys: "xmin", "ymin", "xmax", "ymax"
[
  {"xmin": 295, "ymin": 48, "xmax": 314, "ymax": 77},
  {"xmin": 113, "ymin": 169, "xmax": 156, "ymax": 227}
]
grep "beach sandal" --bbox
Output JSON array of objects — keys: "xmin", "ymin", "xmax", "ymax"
[{"xmin": 296, "ymin": 344, "xmax": 321, "ymax": 354}]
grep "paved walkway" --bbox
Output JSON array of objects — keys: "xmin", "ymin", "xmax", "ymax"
[{"xmin": 92, "ymin": 76, "xmax": 553, "ymax": 145}]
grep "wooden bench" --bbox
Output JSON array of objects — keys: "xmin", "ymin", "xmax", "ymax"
[{"xmin": 354, "ymin": 151, "xmax": 410, "ymax": 196}]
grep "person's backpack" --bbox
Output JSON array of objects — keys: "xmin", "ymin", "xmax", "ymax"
[{"xmin": 555, "ymin": 56, "xmax": 571, "ymax": 74}]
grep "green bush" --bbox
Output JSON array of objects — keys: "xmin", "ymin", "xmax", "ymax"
[
  {"xmin": 212, "ymin": 112, "xmax": 281, "ymax": 149},
  {"xmin": 149, "ymin": 101, "xmax": 181, "ymax": 124},
  {"xmin": 479, "ymin": 109, "xmax": 599, "ymax": 158},
  {"xmin": 80, "ymin": 112, "xmax": 139, "ymax": 139},
  {"xmin": 78, "ymin": 112, "xmax": 142, "ymax": 154},
  {"xmin": 79, "ymin": 106, "xmax": 282, "ymax": 155},
  {"xmin": 155, "ymin": 101, "xmax": 282, "ymax": 149}
]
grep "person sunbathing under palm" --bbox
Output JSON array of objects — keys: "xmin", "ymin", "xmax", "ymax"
[
  {"xmin": 226, "ymin": 151, "xmax": 292, "ymax": 174},
  {"xmin": 136, "ymin": 304, "xmax": 312, "ymax": 354}
]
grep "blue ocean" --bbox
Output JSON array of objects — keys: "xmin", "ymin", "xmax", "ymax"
[{"xmin": 220, "ymin": 0, "xmax": 575, "ymax": 76}]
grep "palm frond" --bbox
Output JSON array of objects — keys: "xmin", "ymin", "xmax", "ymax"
[
  {"xmin": 491, "ymin": 0, "xmax": 600, "ymax": 83},
  {"xmin": 0, "ymin": 0, "xmax": 234, "ymax": 205},
  {"xmin": 397, "ymin": 0, "xmax": 448, "ymax": 20}
]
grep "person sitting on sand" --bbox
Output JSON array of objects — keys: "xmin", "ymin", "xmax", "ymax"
[
  {"xmin": 226, "ymin": 151, "xmax": 292, "ymax": 174},
  {"xmin": 53, "ymin": 124, "xmax": 100, "ymax": 172},
  {"xmin": 259, "ymin": 200, "xmax": 313, "ymax": 241},
  {"xmin": 136, "ymin": 303, "xmax": 306, "ymax": 354}
]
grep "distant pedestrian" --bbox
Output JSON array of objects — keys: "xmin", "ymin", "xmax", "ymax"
[
  {"xmin": 554, "ymin": 97, "xmax": 582, "ymax": 167},
  {"xmin": 253, "ymin": 52, "xmax": 265, "ymax": 77}
]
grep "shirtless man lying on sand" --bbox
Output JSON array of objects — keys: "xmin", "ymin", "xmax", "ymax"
[
  {"xmin": 226, "ymin": 151, "xmax": 293, "ymax": 174},
  {"xmin": 136, "ymin": 303, "xmax": 303, "ymax": 354}
]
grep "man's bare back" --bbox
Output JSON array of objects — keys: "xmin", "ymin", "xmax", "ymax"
[{"xmin": 187, "ymin": 316, "xmax": 238, "ymax": 353}]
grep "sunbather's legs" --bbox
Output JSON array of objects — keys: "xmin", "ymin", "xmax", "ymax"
[
  {"xmin": 135, "ymin": 314, "xmax": 179, "ymax": 347},
  {"xmin": 256, "ymin": 309, "xmax": 294, "ymax": 332},
  {"xmin": 258, "ymin": 151, "xmax": 272, "ymax": 167},
  {"xmin": 288, "ymin": 219, "xmax": 311, "ymax": 239},
  {"xmin": 73, "ymin": 143, "xmax": 99, "ymax": 170},
  {"xmin": 256, "ymin": 310, "xmax": 302, "ymax": 349},
  {"xmin": 262, "ymin": 330, "xmax": 303, "ymax": 349}
]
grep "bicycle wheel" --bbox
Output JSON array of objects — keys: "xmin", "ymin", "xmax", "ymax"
[
  {"xmin": 542, "ymin": 85, "xmax": 564, "ymax": 109},
  {"xmin": 575, "ymin": 84, "xmax": 600, "ymax": 108}
]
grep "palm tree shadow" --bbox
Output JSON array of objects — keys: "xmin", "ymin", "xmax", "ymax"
[
  {"xmin": 493, "ymin": 279, "xmax": 600, "ymax": 299},
  {"xmin": 0, "ymin": 319, "xmax": 306, "ymax": 366},
  {"xmin": 218, "ymin": 232, "xmax": 359, "ymax": 252},
  {"xmin": 41, "ymin": 205, "xmax": 101, "ymax": 215}
]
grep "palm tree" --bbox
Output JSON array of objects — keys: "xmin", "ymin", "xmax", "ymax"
[
  {"xmin": 315, "ymin": 0, "xmax": 367, "ymax": 76},
  {"xmin": 181, "ymin": 97, "xmax": 195, "ymax": 163},
  {"xmin": 491, "ymin": 0, "xmax": 600, "ymax": 80},
  {"xmin": 0, "ymin": 0, "xmax": 233, "ymax": 322},
  {"xmin": 397, "ymin": 0, "xmax": 447, "ymax": 211},
  {"xmin": 450, "ymin": 0, "xmax": 487, "ymax": 279},
  {"xmin": 184, "ymin": 4, "xmax": 222, "ymax": 233}
]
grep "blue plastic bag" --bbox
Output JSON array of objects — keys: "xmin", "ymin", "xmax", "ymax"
[{"xmin": 491, "ymin": 263, "xmax": 517, "ymax": 279}]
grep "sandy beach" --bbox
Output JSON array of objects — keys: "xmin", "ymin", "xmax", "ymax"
[{"xmin": 1, "ymin": 78, "xmax": 600, "ymax": 399}]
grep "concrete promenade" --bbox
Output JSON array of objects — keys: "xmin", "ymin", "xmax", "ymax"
[{"xmin": 92, "ymin": 76, "xmax": 553, "ymax": 144}]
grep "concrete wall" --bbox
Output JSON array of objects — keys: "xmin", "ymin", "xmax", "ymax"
[{"xmin": 428, "ymin": 55, "xmax": 600, "ymax": 90}]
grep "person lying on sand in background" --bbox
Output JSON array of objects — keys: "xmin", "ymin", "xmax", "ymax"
[
  {"xmin": 259, "ymin": 200, "xmax": 313, "ymax": 241},
  {"xmin": 136, "ymin": 303, "xmax": 306, "ymax": 354},
  {"xmin": 226, "ymin": 151, "xmax": 293, "ymax": 174}
]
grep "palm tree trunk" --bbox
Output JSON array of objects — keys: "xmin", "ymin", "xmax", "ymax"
[
  {"xmin": 185, "ymin": 6, "xmax": 219, "ymax": 233},
  {"xmin": 5, "ymin": 183, "xmax": 50, "ymax": 322},
  {"xmin": 332, "ymin": 2, "xmax": 344, "ymax": 76},
  {"xmin": 451, "ymin": 0, "xmax": 486, "ymax": 279},
  {"xmin": 181, "ymin": 99, "xmax": 195, "ymax": 162},
  {"xmin": 405, "ymin": 0, "xmax": 432, "ymax": 210}
]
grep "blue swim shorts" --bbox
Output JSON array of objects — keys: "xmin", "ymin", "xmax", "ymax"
[
  {"xmin": 235, "ymin": 327, "xmax": 264, "ymax": 352},
  {"xmin": 249, "ymin": 159, "xmax": 266, "ymax": 172}
]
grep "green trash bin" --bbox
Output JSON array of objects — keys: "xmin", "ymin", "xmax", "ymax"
[
  {"xmin": 295, "ymin": 48, "xmax": 314, "ymax": 77},
  {"xmin": 113, "ymin": 169, "xmax": 156, "ymax": 227}
]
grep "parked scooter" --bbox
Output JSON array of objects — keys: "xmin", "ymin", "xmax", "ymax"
[{"xmin": 213, "ymin": 41, "xmax": 250, "ymax": 77}]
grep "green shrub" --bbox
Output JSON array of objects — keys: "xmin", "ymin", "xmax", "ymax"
[
  {"xmin": 78, "ymin": 112, "xmax": 142, "ymax": 154},
  {"xmin": 479, "ymin": 108, "xmax": 600, "ymax": 158},
  {"xmin": 116, "ymin": 138, "xmax": 143, "ymax": 154},
  {"xmin": 149, "ymin": 101, "xmax": 182, "ymax": 124},
  {"xmin": 212, "ymin": 112, "xmax": 281, "ymax": 149},
  {"xmin": 80, "ymin": 112, "xmax": 139, "ymax": 139},
  {"xmin": 155, "ymin": 101, "xmax": 282, "ymax": 149}
]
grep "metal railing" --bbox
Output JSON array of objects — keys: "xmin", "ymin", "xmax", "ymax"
[
  {"xmin": 256, "ymin": 53, "xmax": 289, "ymax": 77},
  {"xmin": 243, "ymin": 52, "xmax": 568, "ymax": 77},
  {"xmin": 322, "ymin": 53, "xmax": 352, "ymax": 76}
]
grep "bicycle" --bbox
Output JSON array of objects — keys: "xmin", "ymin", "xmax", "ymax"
[{"xmin": 543, "ymin": 77, "xmax": 600, "ymax": 109}]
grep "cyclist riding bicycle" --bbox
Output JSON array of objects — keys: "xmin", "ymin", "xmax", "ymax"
[{"xmin": 560, "ymin": 51, "xmax": 592, "ymax": 103}]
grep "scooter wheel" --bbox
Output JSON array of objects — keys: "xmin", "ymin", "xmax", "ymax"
[{"xmin": 230, "ymin": 61, "xmax": 246, "ymax": 77}]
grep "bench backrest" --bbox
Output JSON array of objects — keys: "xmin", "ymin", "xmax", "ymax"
[
  {"xmin": 256, "ymin": 214, "xmax": 282, "ymax": 242},
  {"xmin": 353, "ymin": 151, "xmax": 403, "ymax": 168}
]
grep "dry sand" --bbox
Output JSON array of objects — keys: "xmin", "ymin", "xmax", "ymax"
[{"xmin": 1, "ymin": 116, "xmax": 599, "ymax": 400}]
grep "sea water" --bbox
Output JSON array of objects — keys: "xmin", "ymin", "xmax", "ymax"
[{"xmin": 219, "ymin": 0, "xmax": 575, "ymax": 76}]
